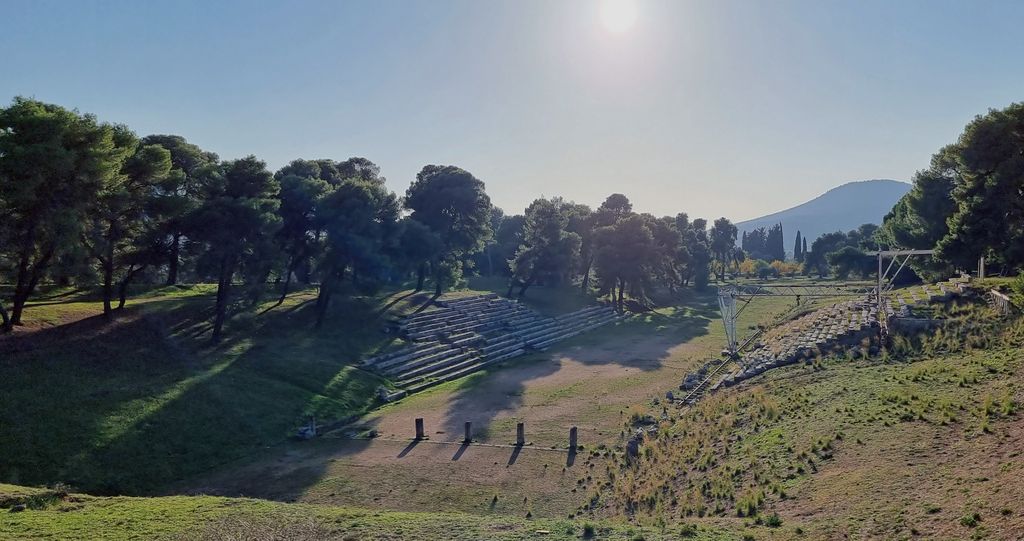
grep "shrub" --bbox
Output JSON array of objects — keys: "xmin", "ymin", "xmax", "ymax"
[
  {"xmin": 764, "ymin": 512, "xmax": 783, "ymax": 527},
  {"xmin": 582, "ymin": 522, "xmax": 596, "ymax": 538},
  {"xmin": 678, "ymin": 523, "xmax": 698, "ymax": 537},
  {"xmin": 960, "ymin": 512, "xmax": 981, "ymax": 528}
]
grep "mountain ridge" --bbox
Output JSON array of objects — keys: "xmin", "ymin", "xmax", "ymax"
[{"xmin": 736, "ymin": 179, "xmax": 911, "ymax": 249}]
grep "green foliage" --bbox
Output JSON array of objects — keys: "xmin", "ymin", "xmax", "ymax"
[
  {"xmin": 708, "ymin": 217, "xmax": 738, "ymax": 280},
  {"xmin": 0, "ymin": 98, "xmax": 126, "ymax": 328},
  {"xmin": 508, "ymin": 198, "xmax": 582, "ymax": 296},
  {"xmin": 314, "ymin": 178, "xmax": 400, "ymax": 327},
  {"xmin": 742, "ymin": 223, "xmax": 784, "ymax": 262},
  {"xmin": 404, "ymin": 165, "xmax": 492, "ymax": 294},
  {"xmin": 187, "ymin": 156, "xmax": 281, "ymax": 341},
  {"xmin": 0, "ymin": 288, "xmax": 394, "ymax": 494},
  {"xmin": 960, "ymin": 512, "xmax": 981, "ymax": 528}
]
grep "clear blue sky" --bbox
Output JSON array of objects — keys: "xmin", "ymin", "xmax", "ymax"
[{"xmin": 3, "ymin": 0, "xmax": 1023, "ymax": 221}]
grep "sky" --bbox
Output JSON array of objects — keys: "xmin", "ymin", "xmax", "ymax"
[{"xmin": 3, "ymin": 0, "xmax": 1024, "ymax": 221}]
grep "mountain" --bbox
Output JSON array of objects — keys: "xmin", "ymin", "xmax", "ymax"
[{"xmin": 736, "ymin": 179, "xmax": 911, "ymax": 250}]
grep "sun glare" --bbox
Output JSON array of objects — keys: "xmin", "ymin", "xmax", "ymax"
[{"xmin": 600, "ymin": 0, "xmax": 637, "ymax": 34}]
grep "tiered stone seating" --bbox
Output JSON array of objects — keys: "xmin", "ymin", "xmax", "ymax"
[
  {"xmin": 722, "ymin": 298, "xmax": 879, "ymax": 387},
  {"xmin": 364, "ymin": 294, "xmax": 622, "ymax": 396}
]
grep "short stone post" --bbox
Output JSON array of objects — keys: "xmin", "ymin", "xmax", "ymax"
[
  {"xmin": 568, "ymin": 426, "xmax": 578, "ymax": 449},
  {"xmin": 464, "ymin": 421, "xmax": 472, "ymax": 443},
  {"xmin": 516, "ymin": 422, "xmax": 525, "ymax": 446},
  {"xmin": 415, "ymin": 418, "xmax": 425, "ymax": 440}
]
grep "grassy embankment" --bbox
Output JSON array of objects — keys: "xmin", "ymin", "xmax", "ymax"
[
  {"xmin": 586, "ymin": 297, "xmax": 1024, "ymax": 539},
  {"xmin": 0, "ymin": 283, "xmax": 438, "ymax": 495},
  {"xmin": 0, "ymin": 277, "xmax": 611, "ymax": 496},
  {"xmin": 0, "ymin": 482, "xmax": 748, "ymax": 541}
]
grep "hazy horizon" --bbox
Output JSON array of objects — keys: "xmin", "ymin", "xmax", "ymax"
[{"xmin": 3, "ymin": 0, "xmax": 1022, "ymax": 220}]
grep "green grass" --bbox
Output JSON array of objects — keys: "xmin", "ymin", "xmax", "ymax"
[
  {"xmin": 595, "ymin": 298, "xmax": 1024, "ymax": 535},
  {"xmin": 0, "ymin": 484, "xmax": 742, "ymax": 541},
  {"xmin": 0, "ymin": 285, "xmax": 434, "ymax": 495}
]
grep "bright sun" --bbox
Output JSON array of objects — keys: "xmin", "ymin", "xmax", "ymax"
[{"xmin": 600, "ymin": 0, "xmax": 637, "ymax": 34}]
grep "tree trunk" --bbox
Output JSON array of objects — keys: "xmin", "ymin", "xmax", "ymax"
[
  {"xmin": 166, "ymin": 233, "xmax": 181, "ymax": 285},
  {"xmin": 415, "ymin": 263, "xmax": 426, "ymax": 292},
  {"xmin": 315, "ymin": 265, "xmax": 341, "ymax": 329},
  {"xmin": 277, "ymin": 259, "xmax": 295, "ymax": 305},
  {"xmin": 0, "ymin": 301, "xmax": 9, "ymax": 332},
  {"xmin": 117, "ymin": 264, "xmax": 143, "ymax": 309},
  {"xmin": 211, "ymin": 255, "xmax": 235, "ymax": 343},
  {"xmin": 101, "ymin": 237, "xmax": 115, "ymax": 318},
  {"xmin": 617, "ymin": 277, "xmax": 625, "ymax": 313},
  {"xmin": 518, "ymin": 272, "xmax": 537, "ymax": 297},
  {"xmin": 11, "ymin": 239, "xmax": 54, "ymax": 327},
  {"xmin": 102, "ymin": 261, "xmax": 114, "ymax": 318},
  {"xmin": 580, "ymin": 257, "xmax": 592, "ymax": 294}
]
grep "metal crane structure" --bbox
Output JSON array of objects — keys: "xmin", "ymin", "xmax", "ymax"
[{"xmin": 718, "ymin": 249, "xmax": 936, "ymax": 356}]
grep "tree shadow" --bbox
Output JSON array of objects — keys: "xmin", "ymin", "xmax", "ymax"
[{"xmin": 0, "ymin": 286, "xmax": 405, "ymax": 497}]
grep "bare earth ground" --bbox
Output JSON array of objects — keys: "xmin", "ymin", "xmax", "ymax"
[{"xmin": 189, "ymin": 296, "xmax": 796, "ymax": 520}]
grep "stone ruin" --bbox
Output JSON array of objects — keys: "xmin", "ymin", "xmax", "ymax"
[{"xmin": 363, "ymin": 293, "xmax": 621, "ymax": 397}]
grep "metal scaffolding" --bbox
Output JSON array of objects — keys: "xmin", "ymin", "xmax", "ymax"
[{"xmin": 717, "ymin": 249, "xmax": 935, "ymax": 356}]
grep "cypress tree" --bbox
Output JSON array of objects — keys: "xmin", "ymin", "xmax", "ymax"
[{"xmin": 794, "ymin": 230, "xmax": 802, "ymax": 262}]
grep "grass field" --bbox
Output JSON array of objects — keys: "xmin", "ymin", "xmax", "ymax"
[
  {"xmin": 5, "ymin": 277, "xmax": 1021, "ymax": 539},
  {"xmin": 0, "ymin": 284, "xmax": 437, "ymax": 494},
  {"xmin": 597, "ymin": 299, "xmax": 1024, "ymax": 539},
  {"xmin": 0, "ymin": 483, "xmax": 741, "ymax": 540},
  {"xmin": 0, "ymin": 277, "xmax": 645, "ymax": 496}
]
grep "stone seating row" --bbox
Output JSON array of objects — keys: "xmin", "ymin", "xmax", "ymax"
[{"xmin": 364, "ymin": 295, "xmax": 621, "ymax": 397}]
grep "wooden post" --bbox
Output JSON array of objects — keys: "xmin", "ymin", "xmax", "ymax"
[
  {"xmin": 516, "ymin": 422, "xmax": 525, "ymax": 446},
  {"xmin": 569, "ymin": 426, "xmax": 578, "ymax": 449},
  {"xmin": 415, "ymin": 418, "xmax": 424, "ymax": 440},
  {"xmin": 464, "ymin": 421, "xmax": 472, "ymax": 443}
]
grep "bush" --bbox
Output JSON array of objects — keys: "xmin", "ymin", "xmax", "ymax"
[
  {"xmin": 764, "ymin": 512, "xmax": 783, "ymax": 527},
  {"xmin": 582, "ymin": 522, "xmax": 596, "ymax": 538},
  {"xmin": 960, "ymin": 512, "xmax": 981, "ymax": 528},
  {"xmin": 678, "ymin": 523, "xmax": 698, "ymax": 537}
]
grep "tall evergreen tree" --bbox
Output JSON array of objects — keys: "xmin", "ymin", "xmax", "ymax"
[
  {"xmin": 84, "ymin": 127, "xmax": 173, "ymax": 317},
  {"xmin": 0, "ymin": 98, "xmax": 123, "ymax": 330},
  {"xmin": 404, "ymin": 165, "xmax": 492, "ymax": 295},
  {"xmin": 141, "ymin": 135, "xmax": 220, "ymax": 285},
  {"xmin": 507, "ymin": 198, "xmax": 581, "ymax": 297},
  {"xmin": 794, "ymin": 230, "xmax": 803, "ymax": 262},
  {"xmin": 187, "ymin": 156, "xmax": 281, "ymax": 342},
  {"xmin": 315, "ymin": 178, "xmax": 400, "ymax": 327}
]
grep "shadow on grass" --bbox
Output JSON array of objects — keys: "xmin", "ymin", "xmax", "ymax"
[{"xmin": 0, "ymin": 285, "xmax": 411, "ymax": 497}]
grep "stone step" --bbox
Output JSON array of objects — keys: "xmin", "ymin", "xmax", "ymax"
[
  {"xmin": 393, "ymin": 350, "xmax": 477, "ymax": 382},
  {"xmin": 397, "ymin": 354, "xmax": 487, "ymax": 388},
  {"xmin": 370, "ymin": 342, "xmax": 448, "ymax": 370},
  {"xmin": 383, "ymin": 346, "xmax": 465, "ymax": 376}
]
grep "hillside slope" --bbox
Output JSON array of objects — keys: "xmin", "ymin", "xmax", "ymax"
[
  {"xmin": 737, "ymin": 179, "xmax": 911, "ymax": 246},
  {"xmin": 0, "ymin": 287, "xmax": 408, "ymax": 495}
]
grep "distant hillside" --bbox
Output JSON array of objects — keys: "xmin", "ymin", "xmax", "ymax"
[{"xmin": 737, "ymin": 179, "xmax": 911, "ymax": 250}]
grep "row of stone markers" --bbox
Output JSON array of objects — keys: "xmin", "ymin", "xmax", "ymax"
[
  {"xmin": 364, "ymin": 293, "xmax": 621, "ymax": 398},
  {"xmin": 410, "ymin": 417, "xmax": 579, "ymax": 449}
]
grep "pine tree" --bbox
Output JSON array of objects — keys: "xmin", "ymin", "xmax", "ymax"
[{"xmin": 794, "ymin": 230, "xmax": 803, "ymax": 262}]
